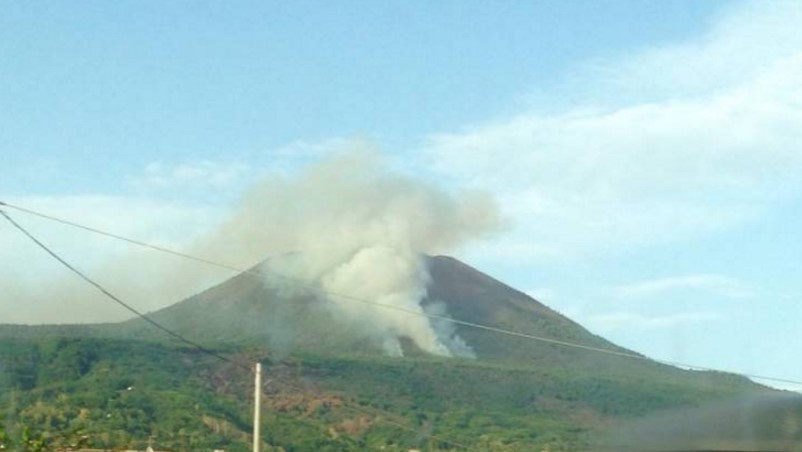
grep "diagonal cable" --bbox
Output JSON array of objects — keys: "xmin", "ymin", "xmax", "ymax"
[
  {"xmin": 0, "ymin": 208, "xmax": 252, "ymax": 373},
  {"xmin": 1, "ymin": 205, "xmax": 468, "ymax": 448},
  {"xmin": 3, "ymin": 200, "xmax": 802, "ymax": 387}
]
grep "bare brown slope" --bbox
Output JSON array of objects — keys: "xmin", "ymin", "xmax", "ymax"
[
  {"xmin": 423, "ymin": 256, "xmax": 654, "ymax": 372},
  {"xmin": 426, "ymin": 255, "xmax": 621, "ymax": 350},
  {"xmin": 109, "ymin": 255, "xmax": 641, "ymax": 368},
  {"xmin": 0, "ymin": 254, "xmax": 732, "ymax": 382}
]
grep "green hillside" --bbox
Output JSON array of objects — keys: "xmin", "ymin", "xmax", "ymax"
[
  {"xmin": 113, "ymin": 256, "xmax": 636, "ymax": 362},
  {"xmin": 1, "ymin": 255, "xmax": 798, "ymax": 450},
  {"xmin": 0, "ymin": 335, "xmax": 782, "ymax": 451}
]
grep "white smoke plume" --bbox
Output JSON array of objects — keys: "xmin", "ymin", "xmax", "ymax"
[
  {"xmin": 2, "ymin": 146, "xmax": 500, "ymax": 356},
  {"xmin": 201, "ymin": 147, "xmax": 502, "ymax": 356}
]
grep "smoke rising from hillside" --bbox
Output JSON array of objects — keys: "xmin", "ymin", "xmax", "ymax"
[
  {"xmin": 198, "ymin": 148, "xmax": 501, "ymax": 356},
  {"xmin": 2, "ymin": 147, "xmax": 500, "ymax": 355}
]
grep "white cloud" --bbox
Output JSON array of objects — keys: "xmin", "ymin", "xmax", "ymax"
[
  {"xmin": 1, "ymin": 139, "xmax": 373, "ymax": 325},
  {"xmin": 424, "ymin": 1, "xmax": 802, "ymax": 262},
  {"xmin": 592, "ymin": 0, "xmax": 802, "ymax": 104},
  {"xmin": 580, "ymin": 311, "xmax": 720, "ymax": 334},
  {"xmin": 271, "ymin": 137, "xmax": 354, "ymax": 159},
  {"xmin": 265, "ymin": 137, "xmax": 361, "ymax": 175},
  {"xmin": 128, "ymin": 160, "xmax": 252, "ymax": 192},
  {"xmin": 126, "ymin": 138, "xmax": 360, "ymax": 195},
  {"xmin": 0, "ymin": 195, "xmax": 226, "ymax": 324},
  {"xmin": 610, "ymin": 274, "xmax": 753, "ymax": 300}
]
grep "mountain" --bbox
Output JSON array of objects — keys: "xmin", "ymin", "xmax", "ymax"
[
  {"xmin": 112, "ymin": 255, "xmax": 732, "ymax": 380},
  {"xmin": 116, "ymin": 255, "xmax": 625, "ymax": 360},
  {"xmin": 1, "ymin": 255, "xmax": 798, "ymax": 450}
]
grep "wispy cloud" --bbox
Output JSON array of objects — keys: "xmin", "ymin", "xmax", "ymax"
[
  {"xmin": 1, "ymin": 138, "xmax": 371, "ymax": 324},
  {"xmin": 591, "ymin": 0, "xmax": 802, "ymax": 104},
  {"xmin": 424, "ymin": 1, "xmax": 802, "ymax": 263},
  {"xmin": 0, "ymin": 195, "xmax": 225, "ymax": 323},
  {"xmin": 128, "ymin": 160, "xmax": 252, "ymax": 192},
  {"xmin": 581, "ymin": 311, "xmax": 721, "ymax": 334},
  {"xmin": 266, "ymin": 138, "xmax": 362, "ymax": 175},
  {"xmin": 610, "ymin": 274, "xmax": 753, "ymax": 300},
  {"xmin": 127, "ymin": 138, "xmax": 360, "ymax": 195}
]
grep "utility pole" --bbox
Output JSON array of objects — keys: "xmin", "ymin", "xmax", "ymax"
[{"xmin": 253, "ymin": 362, "xmax": 262, "ymax": 452}]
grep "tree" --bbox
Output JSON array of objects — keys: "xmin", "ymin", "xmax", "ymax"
[{"xmin": 0, "ymin": 422, "xmax": 8, "ymax": 450}]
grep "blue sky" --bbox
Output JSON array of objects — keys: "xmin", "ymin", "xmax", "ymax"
[
  {"xmin": 1, "ymin": 0, "xmax": 728, "ymax": 193},
  {"xmin": 3, "ymin": 1, "xmax": 802, "ymax": 389}
]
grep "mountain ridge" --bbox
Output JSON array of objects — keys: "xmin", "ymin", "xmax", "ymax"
[
  {"xmin": 2, "ymin": 254, "xmax": 798, "ymax": 450},
  {"xmin": 112, "ymin": 254, "xmax": 634, "ymax": 362}
]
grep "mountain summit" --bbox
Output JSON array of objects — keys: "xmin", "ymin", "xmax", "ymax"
[
  {"xmin": 2, "ymin": 254, "xmax": 793, "ymax": 450},
  {"xmin": 118, "ymin": 255, "xmax": 621, "ymax": 363}
]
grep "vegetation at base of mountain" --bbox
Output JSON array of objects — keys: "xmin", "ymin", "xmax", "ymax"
[
  {"xmin": 0, "ymin": 335, "xmax": 779, "ymax": 451},
  {"xmin": 1, "ymin": 257, "xmax": 797, "ymax": 450},
  {"xmin": 0, "ymin": 337, "xmax": 245, "ymax": 450}
]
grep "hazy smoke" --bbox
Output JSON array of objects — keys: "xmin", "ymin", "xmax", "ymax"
[
  {"xmin": 202, "ymin": 148, "xmax": 501, "ymax": 356},
  {"xmin": 3, "ymin": 146, "xmax": 500, "ymax": 357}
]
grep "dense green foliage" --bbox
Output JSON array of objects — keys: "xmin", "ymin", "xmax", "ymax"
[
  {"xmin": 0, "ymin": 338, "xmax": 250, "ymax": 450},
  {"xmin": 0, "ymin": 257, "xmax": 792, "ymax": 450},
  {"xmin": 0, "ymin": 335, "xmax": 777, "ymax": 451}
]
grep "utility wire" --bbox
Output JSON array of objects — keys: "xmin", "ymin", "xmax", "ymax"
[
  {"xmin": 0, "ymin": 201, "xmax": 647, "ymax": 360},
  {"xmin": 3, "ymin": 200, "xmax": 802, "ymax": 387},
  {"xmin": 0, "ymin": 205, "xmax": 467, "ymax": 449},
  {"xmin": 0, "ymin": 208, "xmax": 252, "ymax": 373},
  {"xmin": 0, "ymin": 200, "xmax": 247, "ymax": 274}
]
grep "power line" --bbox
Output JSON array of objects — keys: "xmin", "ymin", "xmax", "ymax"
[
  {"xmin": 3, "ymin": 200, "xmax": 802, "ymax": 388},
  {"xmin": 0, "ymin": 201, "xmax": 645, "ymax": 360},
  {"xmin": 0, "ymin": 200, "xmax": 248, "ymax": 274},
  {"xmin": 0, "ymin": 205, "xmax": 467, "ymax": 449},
  {"xmin": 0, "ymin": 208, "xmax": 252, "ymax": 373}
]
